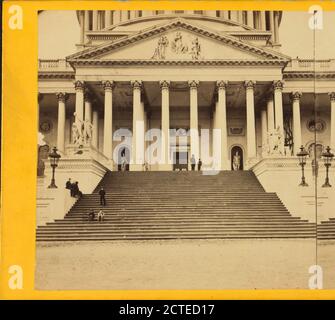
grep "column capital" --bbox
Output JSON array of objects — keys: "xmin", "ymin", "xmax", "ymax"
[
  {"xmin": 74, "ymin": 80, "xmax": 85, "ymax": 91},
  {"xmin": 56, "ymin": 92, "xmax": 69, "ymax": 103},
  {"xmin": 273, "ymin": 80, "xmax": 284, "ymax": 91},
  {"xmin": 102, "ymin": 80, "xmax": 115, "ymax": 91},
  {"xmin": 188, "ymin": 80, "xmax": 199, "ymax": 89},
  {"xmin": 159, "ymin": 80, "xmax": 170, "ymax": 89},
  {"xmin": 329, "ymin": 92, "xmax": 335, "ymax": 102},
  {"xmin": 244, "ymin": 80, "xmax": 256, "ymax": 90},
  {"xmin": 291, "ymin": 91, "xmax": 302, "ymax": 102},
  {"xmin": 216, "ymin": 80, "xmax": 228, "ymax": 90},
  {"xmin": 131, "ymin": 80, "xmax": 142, "ymax": 90}
]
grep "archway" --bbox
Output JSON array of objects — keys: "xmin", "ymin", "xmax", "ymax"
[{"xmin": 231, "ymin": 146, "xmax": 244, "ymax": 171}]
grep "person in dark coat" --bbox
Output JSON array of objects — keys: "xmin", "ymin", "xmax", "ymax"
[
  {"xmin": 72, "ymin": 181, "xmax": 82, "ymax": 198},
  {"xmin": 65, "ymin": 178, "xmax": 72, "ymax": 196},
  {"xmin": 198, "ymin": 158, "xmax": 202, "ymax": 171},
  {"xmin": 88, "ymin": 210, "xmax": 95, "ymax": 221},
  {"xmin": 99, "ymin": 187, "xmax": 106, "ymax": 206}
]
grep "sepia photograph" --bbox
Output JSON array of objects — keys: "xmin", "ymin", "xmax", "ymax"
[{"xmin": 35, "ymin": 8, "xmax": 335, "ymax": 290}]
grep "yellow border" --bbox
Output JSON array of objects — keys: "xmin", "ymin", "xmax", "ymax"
[{"xmin": 1, "ymin": 0, "xmax": 335, "ymax": 300}]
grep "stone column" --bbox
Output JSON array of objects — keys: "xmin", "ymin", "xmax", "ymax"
[
  {"xmin": 273, "ymin": 80, "xmax": 284, "ymax": 153},
  {"xmin": 105, "ymin": 11, "xmax": 112, "ymax": 27},
  {"xmin": 84, "ymin": 92, "xmax": 92, "ymax": 123},
  {"xmin": 189, "ymin": 80, "xmax": 200, "ymax": 161},
  {"xmin": 260, "ymin": 11, "xmax": 266, "ymax": 30},
  {"xmin": 84, "ymin": 11, "xmax": 90, "ymax": 32},
  {"xmin": 121, "ymin": 10, "xmax": 128, "ymax": 22},
  {"xmin": 269, "ymin": 11, "xmax": 274, "ymax": 42},
  {"xmin": 92, "ymin": 110, "xmax": 99, "ymax": 149},
  {"xmin": 266, "ymin": 97, "xmax": 275, "ymax": 132},
  {"xmin": 75, "ymin": 81, "xmax": 84, "ymax": 122},
  {"xmin": 274, "ymin": 11, "xmax": 280, "ymax": 43},
  {"xmin": 113, "ymin": 11, "xmax": 121, "ymax": 24},
  {"xmin": 56, "ymin": 93, "xmax": 68, "ymax": 153},
  {"xmin": 245, "ymin": 81, "xmax": 257, "ymax": 159},
  {"xmin": 222, "ymin": 11, "xmax": 229, "ymax": 19},
  {"xmin": 329, "ymin": 92, "xmax": 335, "ymax": 151},
  {"xmin": 247, "ymin": 11, "xmax": 254, "ymax": 28},
  {"xmin": 92, "ymin": 10, "xmax": 98, "ymax": 30},
  {"xmin": 130, "ymin": 11, "xmax": 137, "ymax": 19},
  {"xmin": 103, "ymin": 80, "xmax": 114, "ymax": 159},
  {"xmin": 160, "ymin": 81, "xmax": 171, "ymax": 170},
  {"xmin": 79, "ymin": 11, "xmax": 85, "ymax": 44},
  {"xmin": 291, "ymin": 92, "xmax": 302, "ymax": 155},
  {"xmin": 261, "ymin": 107, "xmax": 268, "ymax": 155},
  {"xmin": 216, "ymin": 81, "xmax": 229, "ymax": 170},
  {"xmin": 131, "ymin": 80, "xmax": 143, "ymax": 170},
  {"xmin": 206, "ymin": 11, "xmax": 217, "ymax": 17}
]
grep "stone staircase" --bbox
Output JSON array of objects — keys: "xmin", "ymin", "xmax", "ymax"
[
  {"xmin": 317, "ymin": 218, "xmax": 335, "ymax": 240},
  {"xmin": 36, "ymin": 171, "xmax": 317, "ymax": 241}
]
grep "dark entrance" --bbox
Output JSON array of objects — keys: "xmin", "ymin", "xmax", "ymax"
[
  {"xmin": 173, "ymin": 151, "xmax": 188, "ymax": 171},
  {"xmin": 117, "ymin": 147, "xmax": 130, "ymax": 171},
  {"xmin": 231, "ymin": 146, "xmax": 243, "ymax": 170}
]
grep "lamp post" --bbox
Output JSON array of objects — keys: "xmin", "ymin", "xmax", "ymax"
[
  {"xmin": 48, "ymin": 146, "xmax": 61, "ymax": 188},
  {"xmin": 297, "ymin": 145, "xmax": 308, "ymax": 187},
  {"xmin": 321, "ymin": 146, "xmax": 334, "ymax": 188}
]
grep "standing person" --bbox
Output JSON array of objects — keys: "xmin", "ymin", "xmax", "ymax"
[
  {"xmin": 198, "ymin": 158, "xmax": 202, "ymax": 171},
  {"xmin": 190, "ymin": 154, "xmax": 196, "ymax": 171},
  {"xmin": 98, "ymin": 209, "xmax": 105, "ymax": 222},
  {"xmin": 99, "ymin": 187, "xmax": 106, "ymax": 206},
  {"xmin": 65, "ymin": 178, "xmax": 72, "ymax": 196}
]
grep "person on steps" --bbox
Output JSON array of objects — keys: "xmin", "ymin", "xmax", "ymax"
[
  {"xmin": 73, "ymin": 181, "xmax": 82, "ymax": 198},
  {"xmin": 99, "ymin": 186, "xmax": 106, "ymax": 206},
  {"xmin": 98, "ymin": 209, "xmax": 105, "ymax": 222},
  {"xmin": 198, "ymin": 158, "xmax": 202, "ymax": 171},
  {"xmin": 88, "ymin": 210, "xmax": 95, "ymax": 221},
  {"xmin": 191, "ymin": 154, "xmax": 196, "ymax": 171},
  {"xmin": 65, "ymin": 178, "xmax": 72, "ymax": 196}
]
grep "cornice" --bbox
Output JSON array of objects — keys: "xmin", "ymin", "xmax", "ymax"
[
  {"xmin": 70, "ymin": 59, "xmax": 287, "ymax": 67},
  {"xmin": 38, "ymin": 72, "xmax": 75, "ymax": 80},
  {"xmin": 283, "ymin": 72, "xmax": 335, "ymax": 80}
]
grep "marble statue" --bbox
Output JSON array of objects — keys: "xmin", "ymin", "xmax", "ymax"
[{"xmin": 233, "ymin": 151, "xmax": 241, "ymax": 170}]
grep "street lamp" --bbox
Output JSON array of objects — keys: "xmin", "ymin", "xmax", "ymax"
[
  {"xmin": 48, "ymin": 146, "xmax": 61, "ymax": 188},
  {"xmin": 297, "ymin": 145, "xmax": 309, "ymax": 187},
  {"xmin": 321, "ymin": 146, "xmax": 334, "ymax": 188}
]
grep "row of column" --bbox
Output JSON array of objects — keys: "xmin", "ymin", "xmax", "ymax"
[
  {"xmin": 78, "ymin": 10, "xmax": 280, "ymax": 44},
  {"xmin": 54, "ymin": 82, "xmax": 335, "ymax": 166}
]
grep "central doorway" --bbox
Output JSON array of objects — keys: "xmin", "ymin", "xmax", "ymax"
[
  {"xmin": 173, "ymin": 151, "xmax": 188, "ymax": 171},
  {"xmin": 117, "ymin": 147, "xmax": 130, "ymax": 171},
  {"xmin": 231, "ymin": 146, "xmax": 244, "ymax": 170}
]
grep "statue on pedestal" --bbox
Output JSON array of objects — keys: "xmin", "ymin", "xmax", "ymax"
[
  {"xmin": 267, "ymin": 126, "xmax": 283, "ymax": 156},
  {"xmin": 72, "ymin": 112, "xmax": 84, "ymax": 146},
  {"xmin": 233, "ymin": 151, "xmax": 241, "ymax": 170},
  {"xmin": 83, "ymin": 119, "xmax": 93, "ymax": 145}
]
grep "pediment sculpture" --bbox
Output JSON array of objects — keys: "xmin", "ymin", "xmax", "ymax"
[{"xmin": 152, "ymin": 32, "xmax": 202, "ymax": 60}]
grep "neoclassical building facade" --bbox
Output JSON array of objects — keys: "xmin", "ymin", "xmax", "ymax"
[
  {"xmin": 37, "ymin": 10, "xmax": 335, "ymax": 226},
  {"xmin": 38, "ymin": 10, "xmax": 335, "ymax": 172}
]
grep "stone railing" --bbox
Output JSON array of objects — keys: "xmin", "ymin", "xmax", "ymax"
[
  {"xmin": 285, "ymin": 58, "xmax": 335, "ymax": 72},
  {"xmin": 38, "ymin": 59, "xmax": 73, "ymax": 71}
]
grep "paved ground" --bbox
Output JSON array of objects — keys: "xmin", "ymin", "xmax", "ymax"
[{"xmin": 35, "ymin": 239, "xmax": 335, "ymax": 290}]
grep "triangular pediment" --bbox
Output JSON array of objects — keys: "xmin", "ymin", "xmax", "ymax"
[{"xmin": 68, "ymin": 18, "xmax": 290, "ymax": 64}]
